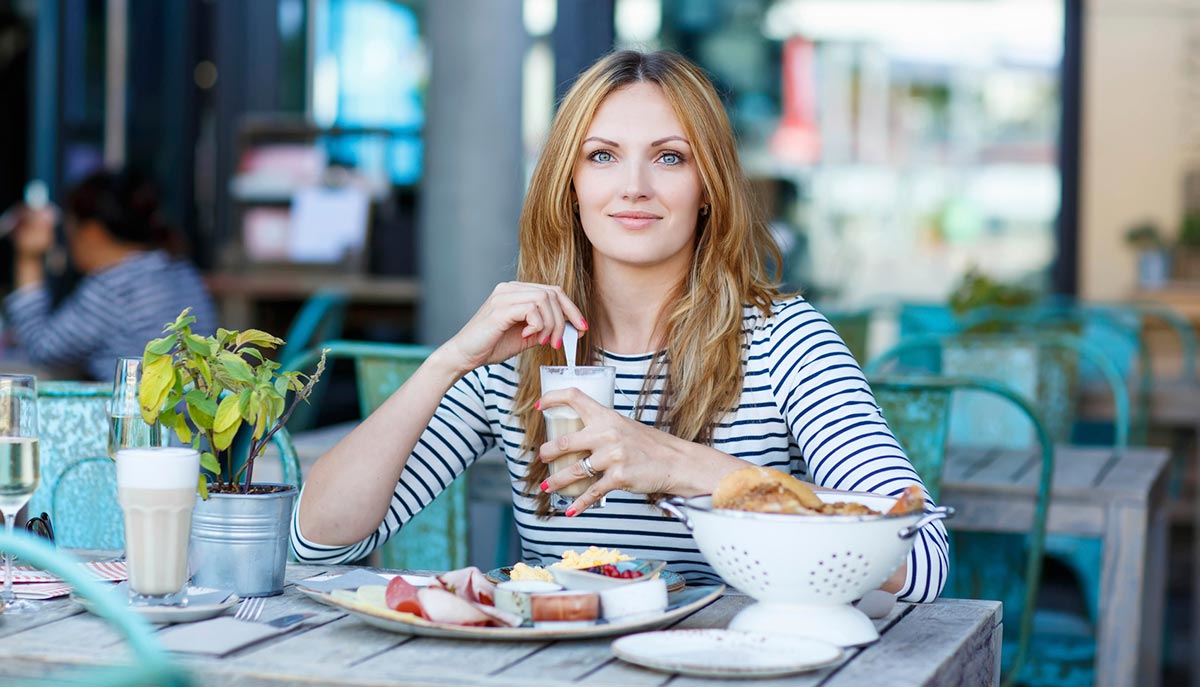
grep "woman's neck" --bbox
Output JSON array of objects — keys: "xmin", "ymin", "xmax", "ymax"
[{"xmin": 592, "ymin": 260, "xmax": 685, "ymax": 355}]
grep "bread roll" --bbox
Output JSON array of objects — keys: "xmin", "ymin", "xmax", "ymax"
[{"xmin": 712, "ymin": 466, "xmax": 824, "ymax": 513}]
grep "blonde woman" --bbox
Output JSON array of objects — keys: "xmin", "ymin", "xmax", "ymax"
[{"xmin": 294, "ymin": 50, "xmax": 948, "ymax": 602}]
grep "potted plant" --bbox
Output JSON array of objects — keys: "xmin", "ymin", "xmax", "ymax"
[
  {"xmin": 139, "ymin": 309, "xmax": 326, "ymax": 596},
  {"xmin": 1125, "ymin": 220, "xmax": 1170, "ymax": 289},
  {"xmin": 1173, "ymin": 213, "xmax": 1200, "ymax": 281}
]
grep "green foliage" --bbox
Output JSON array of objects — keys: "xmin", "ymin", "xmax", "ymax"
[
  {"xmin": 1181, "ymin": 213, "xmax": 1200, "ymax": 248},
  {"xmin": 140, "ymin": 309, "xmax": 328, "ymax": 496},
  {"xmin": 948, "ymin": 268, "xmax": 1038, "ymax": 317},
  {"xmin": 1125, "ymin": 221, "xmax": 1168, "ymax": 250}
]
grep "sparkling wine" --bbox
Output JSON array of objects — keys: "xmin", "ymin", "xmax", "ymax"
[
  {"xmin": 0, "ymin": 437, "xmax": 39, "ymax": 512},
  {"xmin": 108, "ymin": 415, "xmax": 164, "ymax": 460}
]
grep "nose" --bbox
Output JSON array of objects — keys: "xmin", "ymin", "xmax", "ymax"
[{"xmin": 622, "ymin": 161, "xmax": 651, "ymax": 202}]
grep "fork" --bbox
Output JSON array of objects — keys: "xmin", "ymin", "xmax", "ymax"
[{"xmin": 234, "ymin": 596, "xmax": 265, "ymax": 623}]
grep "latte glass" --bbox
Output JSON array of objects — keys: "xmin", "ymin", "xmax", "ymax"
[
  {"xmin": 116, "ymin": 447, "xmax": 199, "ymax": 606},
  {"xmin": 539, "ymin": 366, "xmax": 615, "ymax": 513}
]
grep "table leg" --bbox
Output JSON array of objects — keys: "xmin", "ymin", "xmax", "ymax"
[{"xmin": 1097, "ymin": 503, "xmax": 1156, "ymax": 687}]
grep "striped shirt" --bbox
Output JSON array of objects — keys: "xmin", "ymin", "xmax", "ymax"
[
  {"xmin": 3, "ymin": 250, "xmax": 216, "ymax": 381},
  {"xmin": 291, "ymin": 296, "xmax": 949, "ymax": 603}
]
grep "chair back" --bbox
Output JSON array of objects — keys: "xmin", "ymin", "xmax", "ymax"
[
  {"xmin": 869, "ymin": 375, "xmax": 1054, "ymax": 687},
  {"xmin": 285, "ymin": 341, "xmax": 468, "ymax": 571},
  {"xmin": 28, "ymin": 382, "xmax": 119, "ymax": 550},
  {"xmin": 278, "ymin": 290, "xmax": 350, "ymax": 432},
  {"xmin": 0, "ymin": 530, "xmax": 190, "ymax": 686},
  {"xmin": 868, "ymin": 331, "xmax": 1130, "ymax": 451},
  {"xmin": 821, "ymin": 309, "xmax": 871, "ymax": 363}
]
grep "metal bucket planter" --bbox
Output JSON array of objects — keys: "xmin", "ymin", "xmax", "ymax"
[{"xmin": 189, "ymin": 484, "xmax": 296, "ymax": 597}]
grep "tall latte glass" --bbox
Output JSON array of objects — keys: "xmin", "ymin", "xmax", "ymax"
[
  {"xmin": 539, "ymin": 366, "xmax": 615, "ymax": 512},
  {"xmin": 116, "ymin": 447, "xmax": 200, "ymax": 606}
]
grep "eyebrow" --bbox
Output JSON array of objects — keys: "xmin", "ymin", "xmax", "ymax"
[{"xmin": 582, "ymin": 135, "xmax": 690, "ymax": 147}]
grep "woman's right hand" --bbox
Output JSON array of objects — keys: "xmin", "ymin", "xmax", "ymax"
[{"xmin": 441, "ymin": 282, "xmax": 588, "ymax": 374}]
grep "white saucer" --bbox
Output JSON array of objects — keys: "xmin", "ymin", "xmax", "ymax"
[
  {"xmin": 611, "ymin": 629, "xmax": 843, "ymax": 678},
  {"xmin": 73, "ymin": 585, "xmax": 239, "ymax": 624}
]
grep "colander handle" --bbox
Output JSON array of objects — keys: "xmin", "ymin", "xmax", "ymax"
[
  {"xmin": 659, "ymin": 497, "xmax": 694, "ymax": 531},
  {"xmin": 897, "ymin": 505, "xmax": 955, "ymax": 540}
]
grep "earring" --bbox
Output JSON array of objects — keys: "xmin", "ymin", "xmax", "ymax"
[{"xmin": 700, "ymin": 204, "xmax": 710, "ymax": 216}]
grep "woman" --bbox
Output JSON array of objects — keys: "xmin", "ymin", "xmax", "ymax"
[
  {"xmin": 295, "ymin": 50, "xmax": 947, "ymax": 602},
  {"xmin": 4, "ymin": 169, "xmax": 215, "ymax": 380}
]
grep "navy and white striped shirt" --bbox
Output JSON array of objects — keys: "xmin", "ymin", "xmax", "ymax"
[
  {"xmin": 3, "ymin": 250, "xmax": 216, "ymax": 380},
  {"xmin": 291, "ymin": 296, "xmax": 949, "ymax": 603}
]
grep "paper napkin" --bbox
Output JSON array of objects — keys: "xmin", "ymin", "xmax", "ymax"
[
  {"xmin": 295, "ymin": 569, "xmax": 397, "ymax": 592},
  {"xmin": 158, "ymin": 617, "xmax": 292, "ymax": 656}
]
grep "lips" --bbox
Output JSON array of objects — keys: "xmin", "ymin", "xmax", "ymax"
[{"xmin": 609, "ymin": 211, "xmax": 661, "ymax": 229}]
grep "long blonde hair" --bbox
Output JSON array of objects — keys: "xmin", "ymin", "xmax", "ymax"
[{"xmin": 516, "ymin": 50, "xmax": 784, "ymax": 514}]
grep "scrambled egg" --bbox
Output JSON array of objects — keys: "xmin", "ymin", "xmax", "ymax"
[{"xmin": 509, "ymin": 546, "xmax": 633, "ymax": 582}]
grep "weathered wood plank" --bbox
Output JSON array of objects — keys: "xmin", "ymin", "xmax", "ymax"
[
  {"xmin": 942, "ymin": 447, "xmax": 995, "ymax": 483},
  {"xmin": 1095, "ymin": 504, "xmax": 1152, "ymax": 687},
  {"xmin": 0, "ymin": 597, "xmax": 87, "ymax": 640},
  {"xmin": 665, "ymin": 603, "xmax": 914, "ymax": 687},
  {"xmin": 351, "ymin": 635, "xmax": 548, "ymax": 683},
  {"xmin": 821, "ymin": 600, "xmax": 1000, "ymax": 687}
]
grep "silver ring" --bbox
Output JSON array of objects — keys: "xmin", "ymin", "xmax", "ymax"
[{"xmin": 580, "ymin": 457, "xmax": 598, "ymax": 478}]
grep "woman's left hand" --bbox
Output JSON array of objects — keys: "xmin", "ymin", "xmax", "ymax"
[{"xmin": 537, "ymin": 388, "xmax": 741, "ymax": 515}]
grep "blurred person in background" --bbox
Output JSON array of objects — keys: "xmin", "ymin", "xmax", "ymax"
[{"xmin": 3, "ymin": 169, "xmax": 215, "ymax": 380}]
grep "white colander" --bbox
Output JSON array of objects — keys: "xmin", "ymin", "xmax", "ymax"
[{"xmin": 660, "ymin": 491, "xmax": 952, "ymax": 647}]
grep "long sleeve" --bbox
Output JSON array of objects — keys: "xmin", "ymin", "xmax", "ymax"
[
  {"xmin": 290, "ymin": 366, "xmax": 497, "ymax": 564},
  {"xmin": 4, "ymin": 283, "xmax": 113, "ymax": 370},
  {"xmin": 766, "ymin": 299, "xmax": 949, "ymax": 602}
]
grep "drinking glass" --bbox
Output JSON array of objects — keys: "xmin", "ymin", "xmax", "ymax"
[
  {"xmin": 108, "ymin": 356, "xmax": 165, "ymax": 460},
  {"xmin": 116, "ymin": 447, "xmax": 199, "ymax": 606},
  {"xmin": 539, "ymin": 366, "xmax": 615, "ymax": 513},
  {"xmin": 0, "ymin": 374, "xmax": 39, "ymax": 613}
]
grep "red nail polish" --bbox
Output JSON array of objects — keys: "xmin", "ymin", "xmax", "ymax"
[
  {"xmin": 534, "ymin": 400, "xmax": 540, "ymax": 410},
  {"xmin": 565, "ymin": 508, "xmax": 577, "ymax": 518},
  {"xmin": 580, "ymin": 318, "xmax": 588, "ymax": 330},
  {"xmin": 541, "ymin": 336, "xmax": 550, "ymax": 345},
  {"xmin": 540, "ymin": 480, "xmax": 549, "ymax": 492},
  {"xmin": 553, "ymin": 339, "xmax": 561, "ymax": 349}
]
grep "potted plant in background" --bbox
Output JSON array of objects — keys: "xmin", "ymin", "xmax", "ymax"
[
  {"xmin": 139, "ymin": 309, "xmax": 326, "ymax": 596},
  {"xmin": 1125, "ymin": 220, "xmax": 1171, "ymax": 289},
  {"xmin": 1174, "ymin": 213, "xmax": 1200, "ymax": 282}
]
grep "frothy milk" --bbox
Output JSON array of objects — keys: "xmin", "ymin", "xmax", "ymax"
[
  {"xmin": 540, "ymin": 366, "xmax": 615, "ymax": 502},
  {"xmin": 116, "ymin": 448, "xmax": 199, "ymax": 601}
]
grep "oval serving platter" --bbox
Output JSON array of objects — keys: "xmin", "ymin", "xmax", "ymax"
[{"xmin": 307, "ymin": 583, "xmax": 723, "ymax": 640}]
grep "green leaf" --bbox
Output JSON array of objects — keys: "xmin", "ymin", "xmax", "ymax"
[
  {"xmin": 184, "ymin": 334, "xmax": 212, "ymax": 356},
  {"xmin": 236, "ymin": 329, "xmax": 283, "ymax": 350},
  {"xmin": 214, "ymin": 422, "xmax": 238, "ymax": 451},
  {"xmin": 173, "ymin": 413, "xmax": 192, "ymax": 444},
  {"xmin": 200, "ymin": 451, "xmax": 221, "ymax": 476},
  {"xmin": 274, "ymin": 375, "xmax": 290, "ymax": 397},
  {"xmin": 238, "ymin": 388, "xmax": 255, "ymax": 422},
  {"xmin": 217, "ymin": 352, "xmax": 256, "ymax": 384},
  {"xmin": 144, "ymin": 336, "xmax": 175, "ymax": 356},
  {"xmin": 214, "ymin": 395, "xmax": 242, "ymax": 434},
  {"xmin": 138, "ymin": 354, "xmax": 175, "ymax": 422},
  {"xmin": 197, "ymin": 473, "xmax": 209, "ymax": 500},
  {"xmin": 184, "ymin": 389, "xmax": 218, "ymax": 429}
]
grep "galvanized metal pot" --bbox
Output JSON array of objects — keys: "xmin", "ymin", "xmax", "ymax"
[{"xmin": 189, "ymin": 484, "xmax": 297, "ymax": 597}]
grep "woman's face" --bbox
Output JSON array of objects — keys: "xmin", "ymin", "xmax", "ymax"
[{"xmin": 572, "ymin": 82, "xmax": 705, "ymax": 276}]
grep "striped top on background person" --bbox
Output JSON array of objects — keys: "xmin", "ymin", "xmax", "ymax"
[
  {"xmin": 291, "ymin": 296, "xmax": 949, "ymax": 603},
  {"xmin": 3, "ymin": 250, "xmax": 215, "ymax": 380}
]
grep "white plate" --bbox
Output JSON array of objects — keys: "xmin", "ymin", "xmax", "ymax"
[
  {"xmin": 301, "ymin": 582, "xmax": 724, "ymax": 640},
  {"xmin": 611, "ymin": 629, "xmax": 843, "ymax": 678},
  {"xmin": 73, "ymin": 586, "xmax": 239, "ymax": 624}
]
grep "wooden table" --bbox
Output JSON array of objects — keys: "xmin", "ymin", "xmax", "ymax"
[
  {"xmin": 0, "ymin": 562, "xmax": 1001, "ymax": 687},
  {"xmin": 1080, "ymin": 379, "xmax": 1200, "ymax": 685},
  {"xmin": 943, "ymin": 444, "xmax": 1170, "ymax": 687}
]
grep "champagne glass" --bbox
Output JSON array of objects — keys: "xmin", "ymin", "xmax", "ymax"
[
  {"xmin": 108, "ymin": 356, "xmax": 165, "ymax": 460},
  {"xmin": 0, "ymin": 374, "xmax": 39, "ymax": 613}
]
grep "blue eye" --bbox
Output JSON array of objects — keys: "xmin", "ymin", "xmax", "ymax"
[
  {"xmin": 660, "ymin": 152, "xmax": 682, "ymax": 165},
  {"xmin": 589, "ymin": 150, "xmax": 614, "ymax": 163}
]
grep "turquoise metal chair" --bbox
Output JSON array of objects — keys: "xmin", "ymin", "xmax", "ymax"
[
  {"xmin": 285, "ymin": 341, "xmax": 472, "ymax": 571},
  {"xmin": 31, "ymin": 380, "xmax": 302, "ymax": 550},
  {"xmin": 0, "ymin": 530, "xmax": 190, "ymax": 686},
  {"xmin": 820, "ymin": 308, "xmax": 871, "ymax": 364},
  {"xmin": 869, "ymin": 332, "xmax": 1132, "ymax": 687},
  {"xmin": 278, "ymin": 290, "xmax": 350, "ymax": 432},
  {"xmin": 871, "ymin": 375, "xmax": 1054, "ymax": 687}
]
